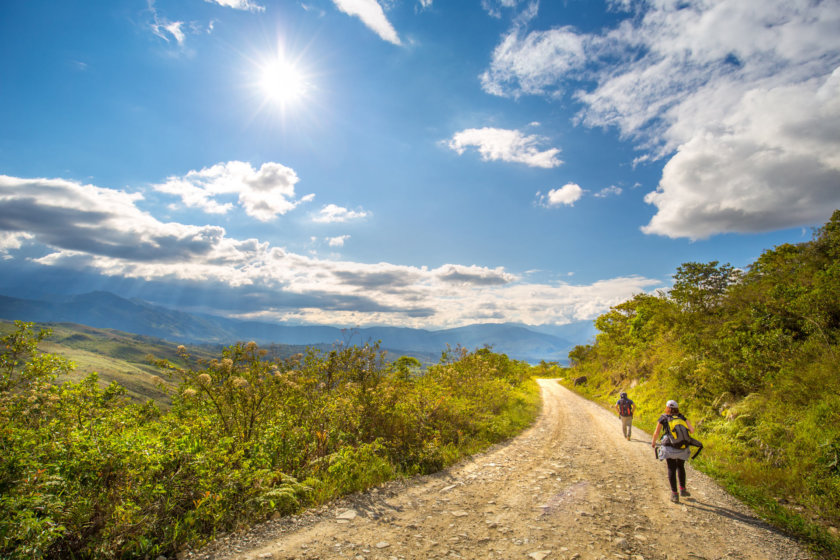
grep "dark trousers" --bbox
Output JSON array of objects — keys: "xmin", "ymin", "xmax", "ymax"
[{"xmin": 666, "ymin": 458, "xmax": 686, "ymax": 492}]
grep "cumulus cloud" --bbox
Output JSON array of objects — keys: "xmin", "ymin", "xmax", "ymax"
[
  {"xmin": 447, "ymin": 127, "xmax": 562, "ymax": 168},
  {"xmin": 327, "ymin": 235, "xmax": 350, "ymax": 247},
  {"xmin": 154, "ymin": 161, "xmax": 313, "ymax": 222},
  {"xmin": 332, "ymin": 0, "xmax": 401, "ymax": 45},
  {"xmin": 205, "ymin": 0, "xmax": 264, "ymax": 11},
  {"xmin": 539, "ymin": 183, "xmax": 583, "ymax": 207},
  {"xmin": 0, "ymin": 174, "xmax": 663, "ymax": 328},
  {"xmin": 313, "ymin": 204, "xmax": 370, "ymax": 223},
  {"xmin": 0, "ymin": 231, "xmax": 33, "ymax": 258},
  {"xmin": 483, "ymin": 0, "xmax": 840, "ymax": 238},
  {"xmin": 643, "ymin": 69, "xmax": 840, "ymax": 239}
]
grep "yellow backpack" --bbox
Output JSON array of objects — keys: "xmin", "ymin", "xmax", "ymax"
[
  {"xmin": 663, "ymin": 414, "xmax": 703, "ymax": 459},
  {"xmin": 666, "ymin": 416, "xmax": 691, "ymax": 449}
]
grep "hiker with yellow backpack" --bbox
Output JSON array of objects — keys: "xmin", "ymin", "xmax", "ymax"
[{"xmin": 651, "ymin": 399, "xmax": 702, "ymax": 504}]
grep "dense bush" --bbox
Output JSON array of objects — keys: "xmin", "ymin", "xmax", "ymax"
[
  {"xmin": 0, "ymin": 323, "xmax": 540, "ymax": 559},
  {"xmin": 561, "ymin": 210, "xmax": 840, "ymax": 557}
]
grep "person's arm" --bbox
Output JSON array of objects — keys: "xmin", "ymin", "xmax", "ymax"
[
  {"xmin": 631, "ymin": 402, "xmax": 636, "ymax": 414},
  {"xmin": 651, "ymin": 422, "xmax": 661, "ymax": 447},
  {"xmin": 686, "ymin": 417, "xmax": 695, "ymax": 432}
]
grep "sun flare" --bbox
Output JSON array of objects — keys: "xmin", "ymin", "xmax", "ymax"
[{"xmin": 258, "ymin": 57, "xmax": 308, "ymax": 106}]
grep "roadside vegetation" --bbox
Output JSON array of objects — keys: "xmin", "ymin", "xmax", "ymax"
[
  {"xmin": 559, "ymin": 210, "xmax": 840, "ymax": 558},
  {"xmin": 0, "ymin": 322, "xmax": 540, "ymax": 559}
]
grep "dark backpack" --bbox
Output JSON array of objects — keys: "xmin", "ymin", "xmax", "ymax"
[{"xmin": 618, "ymin": 398, "xmax": 633, "ymax": 416}]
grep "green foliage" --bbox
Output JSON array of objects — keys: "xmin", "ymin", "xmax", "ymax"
[
  {"xmin": 312, "ymin": 440, "xmax": 395, "ymax": 501},
  {"xmin": 670, "ymin": 261, "xmax": 740, "ymax": 314},
  {"xmin": 0, "ymin": 321, "xmax": 73, "ymax": 393},
  {"xmin": 563, "ymin": 210, "xmax": 840, "ymax": 558},
  {"xmin": 0, "ymin": 323, "xmax": 540, "ymax": 559}
]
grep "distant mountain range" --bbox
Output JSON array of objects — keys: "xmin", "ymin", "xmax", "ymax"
[{"xmin": 0, "ymin": 291, "xmax": 595, "ymax": 364}]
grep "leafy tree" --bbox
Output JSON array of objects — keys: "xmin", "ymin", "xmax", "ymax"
[
  {"xmin": 0, "ymin": 321, "xmax": 73, "ymax": 395},
  {"xmin": 391, "ymin": 355, "xmax": 422, "ymax": 381},
  {"xmin": 670, "ymin": 261, "xmax": 740, "ymax": 314}
]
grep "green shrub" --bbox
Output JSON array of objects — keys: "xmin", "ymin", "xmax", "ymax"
[{"xmin": 1, "ymin": 323, "xmax": 541, "ymax": 559}]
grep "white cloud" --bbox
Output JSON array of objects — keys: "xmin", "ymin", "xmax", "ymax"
[
  {"xmin": 595, "ymin": 185, "xmax": 622, "ymax": 198},
  {"xmin": 0, "ymin": 174, "xmax": 663, "ymax": 329},
  {"xmin": 481, "ymin": 26, "xmax": 587, "ymax": 97},
  {"xmin": 148, "ymin": 0, "xmax": 188, "ymax": 46},
  {"xmin": 152, "ymin": 20, "xmax": 186, "ymax": 45},
  {"xmin": 0, "ymin": 231, "xmax": 33, "ymax": 258},
  {"xmin": 539, "ymin": 183, "xmax": 583, "ymax": 207},
  {"xmin": 643, "ymin": 69, "xmax": 840, "ymax": 239},
  {"xmin": 204, "ymin": 0, "xmax": 264, "ymax": 12},
  {"xmin": 0, "ymin": 174, "xmax": 234, "ymax": 268},
  {"xmin": 447, "ymin": 127, "xmax": 561, "ymax": 168},
  {"xmin": 313, "ymin": 204, "xmax": 370, "ymax": 223},
  {"xmin": 154, "ymin": 161, "xmax": 312, "ymax": 222},
  {"xmin": 436, "ymin": 264, "xmax": 516, "ymax": 286},
  {"xmin": 327, "ymin": 235, "xmax": 350, "ymax": 247},
  {"xmin": 483, "ymin": 0, "xmax": 840, "ymax": 238},
  {"xmin": 332, "ymin": 0, "xmax": 401, "ymax": 45}
]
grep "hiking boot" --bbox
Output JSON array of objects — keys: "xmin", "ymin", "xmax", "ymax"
[
  {"xmin": 680, "ymin": 487, "xmax": 690, "ymax": 497},
  {"xmin": 670, "ymin": 492, "xmax": 680, "ymax": 504},
  {"xmin": 626, "ymin": 436, "xmax": 631, "ymax": 440}
]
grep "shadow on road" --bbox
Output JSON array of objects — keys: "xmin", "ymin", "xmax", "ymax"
[{"xmin": 683, "ymin": 500, "xmax": 790, "ymax": 537}]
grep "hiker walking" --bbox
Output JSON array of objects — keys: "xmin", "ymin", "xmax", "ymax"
[
  {"xmin": 651, "ymin": 399, "xmax": 695, "ymax": 504},
  {"xmin": 614, "ymin": 391, "xmax": 635, "ymax": 440}
]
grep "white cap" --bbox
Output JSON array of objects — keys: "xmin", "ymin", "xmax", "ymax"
[{"xmin": 666, "ymin": 399, "xmax": 678, "ymax": 408}]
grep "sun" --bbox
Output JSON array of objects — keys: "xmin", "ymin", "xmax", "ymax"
[{"xmin": 257, "ymin": 56, "xmax": 308, "ymax": 107}]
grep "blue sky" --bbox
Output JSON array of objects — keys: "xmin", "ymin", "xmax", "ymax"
[{"xmin": 1, "ymin": 0, "xmax": 839, "ymax": 330}]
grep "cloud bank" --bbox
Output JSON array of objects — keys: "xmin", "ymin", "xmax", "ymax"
[
  {"xmin": 0, "ymin": 174, "xmax": 661, "ymax": 328},
  {"xmin": 482, "ymin": 0, "xmax": 840, "ymax": 239}
]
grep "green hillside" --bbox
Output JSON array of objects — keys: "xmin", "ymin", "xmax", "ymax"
[
  {"xmin": 560, "ymin": 210, "xmax": 840, "ymax": 557},
  {"xmin": 0, "ymin": 321, "xmax": 329, "ymax": 405},
  {"xmin": 0, "ymin": 321, "xmax": 213, "ymax": 405}
]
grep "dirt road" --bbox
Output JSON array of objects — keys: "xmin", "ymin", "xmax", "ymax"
[{"xmin": 190, "ymin": 379, "xmax": 811, "ymax": 560}]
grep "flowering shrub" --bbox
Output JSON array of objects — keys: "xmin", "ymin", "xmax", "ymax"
[{"xmin": 0, "ymin": 323, "xmax": 540, "ymax": 559}]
